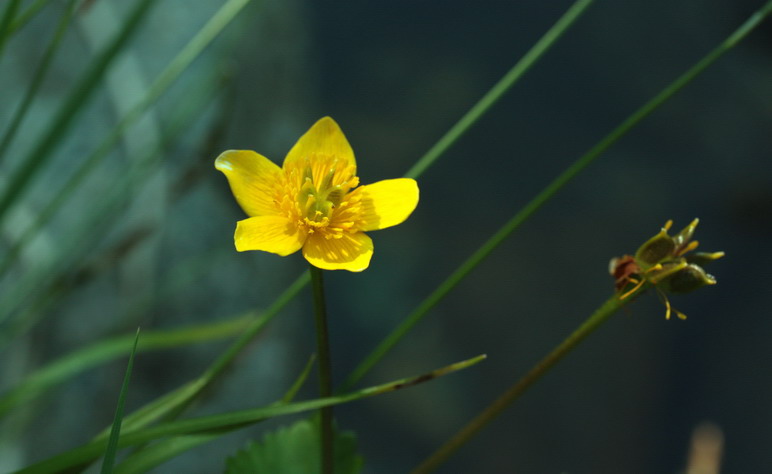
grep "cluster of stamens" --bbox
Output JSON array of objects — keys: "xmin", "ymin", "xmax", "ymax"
[{"xmin": 276, "ymin": 155, "xmax": 362, "ymax": 240}]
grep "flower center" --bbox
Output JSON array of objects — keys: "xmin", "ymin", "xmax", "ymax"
[{"xmin": 285, "ymin": 155, "xmax": 360, "ymax": 238}]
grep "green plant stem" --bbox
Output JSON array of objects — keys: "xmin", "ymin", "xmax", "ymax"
[
  {"xmin": 404, "ymin": 0, "xmax": 594, "ymax": 180},
  {"xmin": 412, "ymin": 292, "xmax": 635, "ymax": 474},
  {"xmin": 309, "ymin": 265, "xmax": 334, "ymax": 474},
  {"xmin": 341, "ymin": 0, "xmax": 772, "ymax": 392}
]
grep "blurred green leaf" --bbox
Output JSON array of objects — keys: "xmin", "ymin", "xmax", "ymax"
[
  {"xmin": 16, "ymin": 354, "xmax": 485, "ymax": 473},
  {"xmin": 111, "ymin": 355, "xmax": 318, "ymax": 473},
  {"xmin": 113, "ymin": 431, "xmax": 228, "ymax": 474},
  {"xmin": 0, "ymin": 315, "xmax": 252, "ymax": 419},
  {"xmin": 225, "ymin": 418, "xmax": 363, "ymax": 474},
  {"xmin": 0, "ymin": 0, "xmax": 22, "ymax": 57},
  {"xmin": 0, "ymin": 77, "xmax": 226, "ymax": 334},
  {"xmin": 0, "ymin": 0, "xmax": 77, "ymax": 162},
  {"xmin": 100, "ymin": 328, "xmax": 141, "ymax": 474},
  {"xmin": 7, "ymin": 0, "xmax": 53, "ymax": 36},
  {"xmin": 0, "ymin": 0, "xmax": 158, "ymax": 223}
]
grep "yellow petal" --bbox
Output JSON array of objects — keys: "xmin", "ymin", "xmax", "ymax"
[
  {"xmin": 283, "ymin": 117, "xmax": 356, "ymax": 171},
  {"xmin": 215, "ymin": 150, "xmax": 282, "ymax": 217},
  {"xmin": 302, "ymin": 232, "xmax": 373, "ymax": 272},
  {"xmin": 235, "ymin": 216, "xmax": 306, "ymax": 256},
  {"xmin": 356, "ymin": 178, "xmax": 419, "ymax": 231}
]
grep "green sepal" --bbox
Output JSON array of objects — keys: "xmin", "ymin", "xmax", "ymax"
[
  {"xmin": 658, "ymin": 263, "xmax": 717, "ymax": 294},
  {"xmin": 635, "ymin": 228, "xmax": 675, "ymax": 267}
]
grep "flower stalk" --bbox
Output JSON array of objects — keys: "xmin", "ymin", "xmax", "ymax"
[
  {"xmin": 309, "ymin": 265, "xmax": 334, "ymax": 474},
  {"xmin": 411, "ymin": 291, "xmax": 636, "ymax": 474}
]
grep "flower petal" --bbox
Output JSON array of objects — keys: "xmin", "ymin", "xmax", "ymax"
[
  {"xmin": 235, "ymin": 216, "xmax": 306, "ymax": 256},
  {"xmin": 283, "ymin": 117, "xmax": 356, "ymax": 171},
  {"xmin": 215, "ymin": 150, "xmax": 282, "ymax": 217},
  {"xmin": 356, "ymin": 178, "xmax": 419, "ymax": 231},
  {"xmin": 302, "ymin": 232, "xmax": 373, "ymax": 272}
]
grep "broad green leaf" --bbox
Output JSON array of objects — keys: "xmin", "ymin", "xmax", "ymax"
[{"xmin": 225, "ymin": 418, "xmax": 363, "ymax": 474}]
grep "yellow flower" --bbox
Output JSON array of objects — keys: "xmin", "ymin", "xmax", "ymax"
[{"xmin": 215, "ymin": 117, "xmax": 419, "ymax": 272}]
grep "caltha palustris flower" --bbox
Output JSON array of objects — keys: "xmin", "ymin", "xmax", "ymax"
[
  {"xmin": 215, "ymin": 117, "xmax": 419, "ymax": 272},
  {"xmin": 609, "ymin": 219, "xmax": 724, "ymax": 320}
]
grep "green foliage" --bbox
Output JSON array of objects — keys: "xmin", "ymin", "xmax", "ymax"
[
  {"xmin": 101, "ymin": 329, "xmax": 141, "ymax": 474},
  {"xmin": 225, "ymin": 418, "xmax": 363, "ymax": 474}
]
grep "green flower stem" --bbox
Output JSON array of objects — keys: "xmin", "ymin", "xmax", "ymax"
[
  {"xmin": 404, "ymin": 0, "xmax": 594, "ymax": 180},
  {"xmin": 309, "ymin": 266, "xmax": 334, "ymax": 474},
  {"xmin": 412, "ymin": 291, "xmax": 638, "ymax": 474},
  {"xmin": 341, "ymin": 0, "xmax": 772, "ymax": 392}
]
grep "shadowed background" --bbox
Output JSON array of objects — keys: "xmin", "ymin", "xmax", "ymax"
[{"xmin": 1, "ymin": 0, "xmax": 770, "ymax": 472}]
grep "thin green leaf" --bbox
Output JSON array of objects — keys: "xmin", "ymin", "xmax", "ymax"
[
  {"xmin": 225, "ymin": 418, "xmax": 363, "ymax": 474},
  {"xmin": 0, "ymin": 315, "xmax": 252, "ymax": 419},
  {"xmin": 104, "ymin": 272, "xmax": 311, "ymax": 437},
  {"xmin": 15, "ymin": 354, "xmax": 486, "ymax": 474},
  {"xmin": 0, "ymin": 0, "xmax": 158, "ymax": 223},
  {"xmin": 340, "ymin": 0, "xmax": 772, "ymax": 392},
  {"xmin": 0, "ymin": 72, "xmax": 225, "ymax": 328},
  {"xmin": 0, "ymin": 0, "xmax": 250, "ymax": 277},
  {"xmin": 0, "ymin": 0, "xmax": 78, "ymax": 162},
  {"xmin": 0, "ymin": 0, "xmax": 22, "ymax": 57},
  {"xmin": 282, "ymin": 355, "xmax": 317, "ymax": 404},
  {"xmin": 110, "ymin": 355, "xmax": 320, "ymax": 473},
  {"xmin": 404, "ymin": 0, "xmax": 594, "ymax": 180},
  {"xmin": 7, "ymin": 0, "xmax": 52, "ymax": 37},
  {"xmin": 113, "ymin": 431, "xmax": 228, "ymax": 474},
  {"xmin": 100, "ymin": 328, "xmax": 141, "ymax": 474}
]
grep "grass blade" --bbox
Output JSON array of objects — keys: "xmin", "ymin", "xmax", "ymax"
[
  {"xmin": 341, "ymin": 0, "xmax": 772, "ymax": 391},
  {"xmin": 7, "ymin": 0, "xmax": 53, "ymax": 37},
  {"xmin": 0, "ymin": 0, "xmax": 22, "ymax": 57},
  {"xmin": 404, "ymin": 0, "xmax": 594, "ymax": 180},
  {"xmin": 0, "ymin": 315, "xmax": 252, "ymax": 419},
  {"xmin": 106, "ymin": 272, "xmax": 311, "ymax": 436},
  {"xmin": 0, "ymin": 71, "xmax": 224, "ymax": 328},
  {"xmin": 100, "ymin": 328, "xmax": 141, "ymax": 474},
  {"xmin": 111, "ymin": 355, "xmax": 318, "ymax": 473},
  {"xmin": 0, "ymin": 0, "xmax": 78, "ymax": 162},
  {"xmin": 0, "ymin": 0, "xmax": 251, "ymax": 279},
  {"xmin": 16, "ymin": 354, "xmax": 486, "ymax": 474},
  {"xmin": 0, "ymin": 0, "xmax": 158, "ymax": 223}
]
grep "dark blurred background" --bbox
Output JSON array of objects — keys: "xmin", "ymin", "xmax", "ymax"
[{"xmin": 1, "ymin": 0, "xmax": 771, "ymax": 472}]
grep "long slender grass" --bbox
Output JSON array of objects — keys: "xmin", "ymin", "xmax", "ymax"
[{"xmin": 0, "ymin": 0, "xmax": 158, "ymax": 222}]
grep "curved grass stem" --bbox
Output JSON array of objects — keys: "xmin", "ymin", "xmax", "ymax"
[
  {"xmin": 404, "ymin": 0, "xmax": 594, "ymax": 180},
  {"xmin": 411, "ymin": 292, "xmax": 636, "ymax": 473},
  {"xmin": 341, "ymin": 0, "xmax": 772, "ymax": 393}
]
